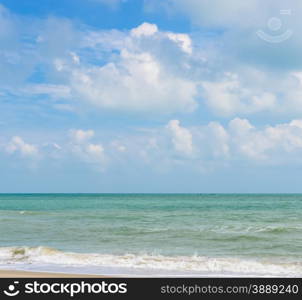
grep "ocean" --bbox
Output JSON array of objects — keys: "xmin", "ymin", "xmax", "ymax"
[{"xmin": 0, "ymin": 194, "xmax": 301, "ymax": 277}]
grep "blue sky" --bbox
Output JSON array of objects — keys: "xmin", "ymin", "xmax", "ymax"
[{"xmin": 1, "ymin": 0, "xmax": 302, "ymax": 193}]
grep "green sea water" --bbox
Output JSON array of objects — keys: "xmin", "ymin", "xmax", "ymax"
[{"xmin": 0, "ymin": 194, "xmax": 301, "ymax": 276}]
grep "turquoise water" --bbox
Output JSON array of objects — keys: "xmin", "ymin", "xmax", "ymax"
[{"xmin": 0, "ymin": 194, "xmax": 302, "ymax": 276}]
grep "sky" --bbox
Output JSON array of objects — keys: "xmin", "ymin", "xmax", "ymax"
[{"xmin": 1, "ymin": 0, "xmax": 302, "ymax": 193}]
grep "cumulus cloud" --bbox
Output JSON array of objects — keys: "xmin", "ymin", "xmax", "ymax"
[
  {"xmin": 163, "ymin": 118, "xmax": 302, "ymax": 166},
  {"xmin": 69, "ymin": 129, "xmax": 107, "ymax": 170},
  {"xmin": 70, "ymin": 129, "xmax": 95, "ymax": 144},
  {"xmin": 65, "ymin": 49, "xmax": 197, "ymax": 114},
  {"xmin": 3, "ymin": 0, "xmax": 302, "ymax": 157},
  {"xmin": 2, "ymin": 3, "xmax": 302, "ymax": 119},
  {"xmin": 202, "ymin": 73, "xmax": 276, "ymax": 116},
  {"xmin": 111, "ymin": 140, "xmax": 127, "ymax": 152},
  {"xmin": 79, "ymin": 143, "xmax": 106, "ymax": 164},
  {"xmin": 4, "ymin": 118, "xmax": 302, "ymax": 172},
  {"xmin": 166, "ymin": 120, "xmax": 194, "ymax": 156},
  {"xmin": 55, "ymin": 19, "xmax": 301, "ymax": 118},
  {"xmin": 203, "ymin": 122, "xmax": 230, "ymax": 158},
  {"xmin": 147, "ymin": 0, "xmax": 302, "ymax": 76},
  {"xmin": 166, "ymin": 32, "xmax": 192, "ymax": 54},
  {"xmin": 5, "ymin": 136, "xmax": 38, "ymax": 157},
  {"xmin": 57, "ymin": 16, "xmax": 302, "ymax": 117},
  {"xmin": 229, "ymin": 118, "xmax": 302, "ymax": 161},
  {"xmin": 131, "ymin": 22, "xmax": 158, "ymax": 37},
  {"xmin": 53, "ymin": 23, "xmax": 198, "ymax": 115}
]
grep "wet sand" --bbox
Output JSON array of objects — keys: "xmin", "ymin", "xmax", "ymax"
[{"xmin": 0, "ymin": 269, "xmax": 107, "ymax": 278}]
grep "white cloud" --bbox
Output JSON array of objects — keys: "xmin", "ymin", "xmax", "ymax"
[
  {"xmin": 229, "ymin": 118, "xmax": 302, "ymax": 161},
  {"xmin": 163, "ymin": 118, "xmax": 302, "ymax": 166},
  {"xmin": 83, "ymin": 143, "xmax": 106, "ymax": 163},
  {"xmin": 2, "ymin": 5, "xmax": 302, "ymax": 118},
  {"xmin": 52, "ymin": 23, "xmax": 198, "ymax": 115},
  {"xmin": 4, "ymin": 118, "xmax": 302, "ymax": 172},
  {"xmin": 204, "ymin": 122, "xmax": 229, "ymax": 158},
  {"xmin": 5, "ymin": 136, "xmax": 38, "ymax": 157},
  {"xmin": 86, "ymin": 144, "xmax": 105, "ymax": 156},
  {"xmin": 72, "ymin": 143, "xmax": 107, "ymax": 171},
  {"xmin": 131, "ymin": 22, "xmax": 158, "ymax": 37},
  {"xmin": 290, "ymin": 120, "xmax": 302, "ymax": 129},
  {"xmin": 70, "ymin": 52, "xmax": 80, "ymax": 64},
  {"xmin": 63, "ymin": 119, "xmax": 302, "ymax": 168},
  {"xmin": 111, "ymin": 141, "xmax": 127, "ymax": 152},
  {"xmin": 130, "ymin": 22, "xmax": 192, "ymax": 55},
  {"xmin": 280, "ymin": 72, "xmax": 302, "ymax": 114},
  {"xmin": 69, "ymin": 129, "xmax": 107, "ymax": 170},
  {"xmin": 60, "ymin": 18, "xmax": 302, "ymax": 117},
  {"xmin": 166, "ymin": 120, "xmax": 194, "ymax": 156},
  {"xmin": 229, "ymin": 118, "xmax": 254, "ymax": 135},
  {"xmin": 202, "ymin": 73, "xmax": 276, "ymax": 116},
  {"xmin": 69, "ymin": 50, "xmax": 196, "ymax": 114},
  {"xmin": 166, "ymin": 32, "xmax": 192, "ymax": 54},
  {"xmin": 70, "ymin": 129, "xmax": 95, "ymax": 144}
]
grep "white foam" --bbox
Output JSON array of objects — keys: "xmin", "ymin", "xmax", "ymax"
[{"xmin": 0, "ymin": 246, "xmax": 301, "ymax": 277}]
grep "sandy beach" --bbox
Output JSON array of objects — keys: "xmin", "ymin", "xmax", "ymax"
[{"xmin": 0, "ymin": 269, "xmax": 106, "ymax": 278}]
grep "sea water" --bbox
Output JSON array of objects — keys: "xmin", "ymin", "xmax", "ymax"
[{"xmin": 0, "ymin": 194, "xmax": 301, "ymax": 277}]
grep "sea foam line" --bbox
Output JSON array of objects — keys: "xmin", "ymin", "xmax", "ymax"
[{"xmin": 0, "ymin": 246, "xmax": 301, "ymax": 276}]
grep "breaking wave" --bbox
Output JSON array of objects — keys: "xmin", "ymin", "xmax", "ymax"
[{"xmin": 0, "ymin": 246, "xmax": 301, "ymax": 276}]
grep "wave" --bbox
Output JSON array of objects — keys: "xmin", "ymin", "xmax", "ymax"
[
  {"xmin": 0, "ymin": 246, "xmax": 301, "ymax": 276},
  {"xmin": 205, "ymin": 224, "xmax": 302, "ymax": 234},
  {"xmin": 0, "ymin": 210, "xmax": 51, "ymax": 216}
]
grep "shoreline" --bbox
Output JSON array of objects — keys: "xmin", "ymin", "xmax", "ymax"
[
  {"xmin": 0, "ymin": 269, "xmax": 107, "ymax": 278},
  {"xmin": 0, "ymin": 269, "xmax": 294, "ymax": 278},
  {"xmin": 0, "ymin": 267, "xmax": 300, "ymax": 278}
]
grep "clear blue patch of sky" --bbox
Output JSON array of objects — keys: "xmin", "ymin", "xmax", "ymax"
[{"xmin": 1, "ymin": 0, "xmax": 192, "ymax": 32}]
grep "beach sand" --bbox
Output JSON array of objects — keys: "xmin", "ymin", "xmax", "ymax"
[{"xmin": 0, "ymin": 269, "xmax": 107, "ymax": 278}]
